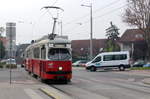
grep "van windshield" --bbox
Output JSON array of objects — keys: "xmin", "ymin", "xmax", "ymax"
[{"xmin": 92, "ymin": 56, "xmax": 101, "ymax": 63}]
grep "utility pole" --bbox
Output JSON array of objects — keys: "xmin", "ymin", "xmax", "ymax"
[
  {"xmin": 9, "ymin": 26, "xmax": 12, "ymax": 84},
  {"xmin": 60, "ymin": 21, "xmax": 63, "ymax": 36},
  {"xmin": 90, "ymin": 3, "xmax": 93, "ymax": 60},
  {"xmin": 6, "ymin": 22, "xmax": 16, "ymax": 84},
  {"xmin": 81, "ymin": 3, "xmax": 93, "ymax": 60}
]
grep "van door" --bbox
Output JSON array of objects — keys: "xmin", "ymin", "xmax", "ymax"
[{"xmin": 91, "ymin": 56, "xmax": 102, "ymax": 67}]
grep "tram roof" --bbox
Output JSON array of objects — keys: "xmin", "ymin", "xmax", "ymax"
[{"xmin": 25, "ymin": 37, "xmax": 71, "ymax": 51}]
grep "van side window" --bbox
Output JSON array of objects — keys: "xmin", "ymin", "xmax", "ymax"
[
  {"xmin": 92, "ymin": 56, "xmax": 101, "ymax": 63},
  {"xmin": 103, "ymin": 55, "xmax": 113, "ymax": 61},
  {"xmin": 114, "ymin": 54, "xmax": 127, "ymax": 60}
]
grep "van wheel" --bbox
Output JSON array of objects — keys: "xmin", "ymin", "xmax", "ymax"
[
  {"xmin": 119, "ymin": 66, "xmax": 125, "ymax": 71},
  {"xmin": 90, "ymin": 66, "xmax": 96, "ymax": 72}
]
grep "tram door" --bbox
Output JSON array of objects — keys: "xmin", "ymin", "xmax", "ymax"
[{"xmin": 40, "ymin": 45, "xmax": 46, "ymax": 77}]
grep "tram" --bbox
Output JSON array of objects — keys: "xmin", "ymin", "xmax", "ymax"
[{"xmin": 24, "ymin": 35, "xmax": 72, "ymax": 83}]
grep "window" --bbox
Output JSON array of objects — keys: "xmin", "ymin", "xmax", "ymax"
[
  {"xmin": 92, "ymin": 56, "xmax": 101, "ymax": 63},
  {"xmin": 135, "ymin": 34, "xmax": 143, "ymax": 39},
  {"xmin": 41, "ymin": 46, "xmax": 46, "ymax": 59},
  {"xmin": 33, "ymin": 47, "xmax": 40, "ymax": 58},
  {"xmin": 104, "ymin": 54, "xmax": 127, "ymax": 61},
  {"xmin": 103, "ymin": 55, "xmax": 113, "ymax": 61},
  {"xmin": 48, "ymin": 48, "xmax": 71, "ymax": 61},
  {"xmin": 26, "ymin": 49, "xmax": 32, "ymax": 58},
  {"xmin": 114, "ymin": 54, "xmax": 127, "ymax": 60}
]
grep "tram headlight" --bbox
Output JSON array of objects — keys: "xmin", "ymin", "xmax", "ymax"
[{"xmin": 58, "ymin": 67, "xmax": 63, "ymax": 71}]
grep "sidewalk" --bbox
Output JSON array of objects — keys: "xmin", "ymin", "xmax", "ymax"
[
  {"xmin": 0, "ymin": 68, "xmax": 71, "ymax": 99},
  {"xmin": 0, "ymin": 82, "xmax": 40, "ymax": 99}
]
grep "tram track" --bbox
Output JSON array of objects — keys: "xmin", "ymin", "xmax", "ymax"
[{"xmin": 49, "ymin": 85, "xmax": 79, "ymax": 99}]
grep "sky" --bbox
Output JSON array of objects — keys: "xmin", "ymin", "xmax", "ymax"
[{"xmin": 0, "ymin": 0, "xmax": 132, "ymax": 44}]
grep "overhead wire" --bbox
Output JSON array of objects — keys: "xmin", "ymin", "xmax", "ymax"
[
  {"xmin": 93, "ymin": 0, "xmax": 122, "ymax": 14},
  {"xmin": 52, "ymin": 0, "xmax": 59, "ymax": 6},
  {"xmin": 63, "ymin": 0, "xmax": 123, "ymax": 26},
  {"xmin": 64, "ymin": 3, "xmax": 128, "ymax": 34},
  {"xmin": 86, "ymin": 4, "xmax": 127, "ymax": 24}
]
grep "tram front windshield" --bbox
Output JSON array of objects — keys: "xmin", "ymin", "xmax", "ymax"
[{"xmin": 48, "ymin": 48, "xmax": 71, "ymax": 61}]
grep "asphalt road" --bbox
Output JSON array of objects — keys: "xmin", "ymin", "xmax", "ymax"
[
  {"xmin": 50, "ymin": 67, "xmax": 150, "ymax": 99},
  {"xmin": 0, "ymin": 67, "xmax": 150, "ymax": 99}
]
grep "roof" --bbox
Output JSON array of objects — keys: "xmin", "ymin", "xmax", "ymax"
[
  {"xmin": 71, "ymin": 39, "xmax": 107, "ymax": 55},
  {"xmin": 71, "ymin": 39, "xmax": 107, "ymax": 49},
  {"xmin": 120, "ymin": 29, "xmax": 145, "ymax": 42},
  {"xmin": 97, "ymin": 51, "xmax": 129, "ymax": 56},
  {"xmin": 26, "ymin": 37, "xmax": 71, "ymax": 51}
]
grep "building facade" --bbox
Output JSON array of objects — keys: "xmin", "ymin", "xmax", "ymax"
[
  {"xmin": 119, "ymin": 29, "xmax": 147, "ymax": 60},
  {"xmin": 6, "ymin": 22, "xmax": 16, "ymax": 58},
  {"xmin": 71, "ymin": 29, "xmax": 147, "ymax": 61}
]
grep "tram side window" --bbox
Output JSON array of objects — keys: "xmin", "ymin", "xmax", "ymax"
[
  {"xmin": 34, "ymin": 48, "xmax": 40, "ymax": 59},
  {"xmin": 27, "ymin": 50, "xmax": 31, "ymax": 58},
  {"xmin": 26, "ymin": 51, "xmax": 29, "ymax": 58},
  {"xmin": 41, "ymin": 46, "xmax": 46, "ymax": 59}
]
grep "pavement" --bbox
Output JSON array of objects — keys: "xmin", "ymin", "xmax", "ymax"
[
  {"xmin": 117, "ymin": 70, "xmax": 150, "ymax": 85},
  {"xmin": 0, "ymin": 67, "xmax": 150, "ymax": 99},
  {"xmin": 74, "ymin": 67, "xmax": 150, "ymax": 85},
  {"xmin": 0, "ymin": 68, "xmax": 71, "ymax": 99}
]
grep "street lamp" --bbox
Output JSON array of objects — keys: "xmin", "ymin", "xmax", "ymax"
[{"xmin": 81, "ymin": 3, "xmax": 93, "ymax": 60}]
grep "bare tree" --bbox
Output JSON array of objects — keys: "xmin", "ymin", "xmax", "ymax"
[{"xmin": 123, "ymin": 0, "xmax": 150, "ymax": 60}]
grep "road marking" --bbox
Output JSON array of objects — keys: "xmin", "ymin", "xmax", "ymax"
[
  {"xmin": 24, "ymin": 88, "xmax": 43, "ymax": 99},
  {"xmin": 40, "ymin": 88, "xmax": 60, "ymax": 99}
]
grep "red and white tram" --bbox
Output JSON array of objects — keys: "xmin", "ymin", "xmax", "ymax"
[{"xmin": 24, "ymin": 36, "xmax": 72, "ymax": 83}]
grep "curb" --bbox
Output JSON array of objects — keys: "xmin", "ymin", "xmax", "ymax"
[{"xmin": 39, "ymin": 88, "xmax": 60, "ymax": 99}]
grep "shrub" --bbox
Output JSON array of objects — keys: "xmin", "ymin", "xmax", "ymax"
[
  {"xmin": 5, "ymin": 64, "xmax": 17, "ymax": 69},
  {"xmin": 0, "ymin": 62, "xmax": 5, "ymax": 68},
  {"xmin": 131, "ymin": 67, "xmax": 150, "ymax": 70}
]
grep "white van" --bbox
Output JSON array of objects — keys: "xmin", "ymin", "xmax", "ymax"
[{"xmin": 85, "ymin": 51, "xmax": 130, "ymax": 71}]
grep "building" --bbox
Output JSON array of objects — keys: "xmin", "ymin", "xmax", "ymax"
[
  {"xmin": 0, "ymin": 37, "xmax": 7, "ymax": 48},
  {"xmin": 5, "ymin": 22, "xmax": 16, "ymax": 58},
  {"xmin": 71, "ymin": 39, "xmax": 107, "ymax": 61},
  {"xmin": 119, "ymin": 29, "xmax": 147, "ymax": 60},
  {"xmin": 71, "ymin": 29, "xmax": 147, "ymax": 61}
]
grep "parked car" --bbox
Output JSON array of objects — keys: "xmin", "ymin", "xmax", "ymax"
[
  {"xmin": 0, "ymin": 59, "xmax": 7, "ymax": 63},
  {"xmin": 72, "ymin": 60, "xmax": 87, "ymax": 67},
  {"xmin": 143, "ymin": 62, "xmax": 150, "ymax": 67},
  {"xmin": 6, "ymin": 58, "xmax": 16, "ymax": 65},
  {"xmin": 132, "ymin": 60, "xmax": 145, "ymax": 67}
]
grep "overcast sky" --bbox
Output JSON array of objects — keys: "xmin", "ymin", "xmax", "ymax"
[{"xmin": 0, "ymin": 0, "xmax": 132, "ymax": 44}]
